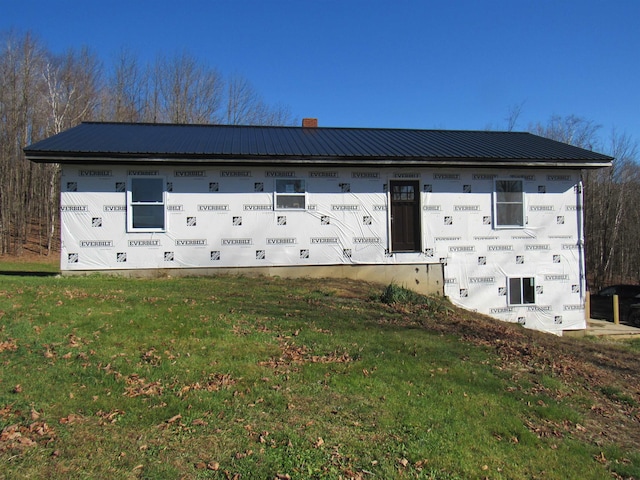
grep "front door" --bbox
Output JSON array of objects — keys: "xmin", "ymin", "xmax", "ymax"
[{"xmin": 390, "ymin": 180, "xmax": 421, "ymax": 252}]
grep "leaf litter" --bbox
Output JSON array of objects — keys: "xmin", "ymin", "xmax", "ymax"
[{"xmin": 387, "ymin": 301, "xmax": 640, "ymax": 451}]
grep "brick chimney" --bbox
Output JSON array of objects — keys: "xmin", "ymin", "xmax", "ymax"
[{"xmin": 302, "ymin": 118, "xmax": 318, "ymax": 128}]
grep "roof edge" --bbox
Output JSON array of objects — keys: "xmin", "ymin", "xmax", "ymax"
[{"xmin": 23, "ymin": 152, "xmax": 613, "ymax": 169}]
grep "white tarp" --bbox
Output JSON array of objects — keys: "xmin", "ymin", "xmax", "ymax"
[{"xmin": 60, "ymin": 165, "xmax": 586, "ymax": 335}]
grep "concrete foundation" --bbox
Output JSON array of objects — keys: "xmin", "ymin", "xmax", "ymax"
[{"xmin": 61, "ymin": 263, "xmax": 445, "ymax": 296}]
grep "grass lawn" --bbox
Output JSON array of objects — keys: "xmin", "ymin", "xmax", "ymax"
[{"xmin": 0, "ymin": 262, "xmax": 639, "ymax": 479}]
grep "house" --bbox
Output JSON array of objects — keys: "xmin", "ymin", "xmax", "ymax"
[{"xmin": 24, "ymin": 120, "xmax": 612, "ymax": 335}]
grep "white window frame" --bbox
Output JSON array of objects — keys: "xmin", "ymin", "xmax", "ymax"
[
  {"xmin": 493, "ymin": 179, "xmax": 525, "ymax": 228},
  {"xmin": 508, "ymin": 277, "xmax": 536, "ymax": 305},
  {"xmin": 274, "ymin": 178, "xmax": 306, "ymax": 210},
  {"xmin": 126, "ymin": 177, "xmax": 166, "ymax": 232}
]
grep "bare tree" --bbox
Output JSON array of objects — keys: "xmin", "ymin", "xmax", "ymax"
[
  {"xmin": 0, "ymin": 32, "xmax": 104, "ymax": 255},
  {"xmin": 102, "ymin": 48, "xmax": 145, "ymax": 122},
  {"xmin": 583, "ymin": 130, "xmax": 639, "ymax": 288},
  {"xmin": 0, "ymin": 31, "xmax": 297, "ymax": 256},
  {"xmin": 150, "ymin": 51, "xmax": 224, "ymax": 124},
  {"xmin": 531, "ymin": 115, "xmax": 640, "ymax": 289},
  {"xmin": 505, "ymin": 101, "xmax": 526, "ymax": 132},
  {"xmin": 257, "ymin": 102, "xmax": 296, "ymax": 126},
  {"xmin": 529, "ymin": 114, "xmax": 601, "ymax": 149},
  {"xmin": 40, "ymin": 47, "xmax": 101, "ymax": 252},
  {"xmin": 44, "ymin": 47, "xmax": 101, "ymax": 134},
  {"xmin": 0, "ymin": 31, "xmax": 49, "ymax": 254},
  {"xmin": 225, "ymin": 73, "xmax": 260, "ymax": 125},
  {"xmin": 225, "ymin": 73, "xmax": 296, "ymax": 126}
]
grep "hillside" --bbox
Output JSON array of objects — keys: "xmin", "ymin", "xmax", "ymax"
[
  {"xmin": 0, "ymin": 268, "xmax": 638, "ymax": 479},
  {"xmin": 396, "ymin": 294, "xmax": 640, "ymax": 452}
]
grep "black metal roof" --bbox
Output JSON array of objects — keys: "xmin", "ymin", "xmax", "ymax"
[{"xmin": 24, "ymin": 122, "xmax": 613, "ymax": 168}]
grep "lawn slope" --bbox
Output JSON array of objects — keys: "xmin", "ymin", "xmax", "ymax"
[{"xmin": 0, "ymin": 269, "xmax": 638, "ymax": 479}]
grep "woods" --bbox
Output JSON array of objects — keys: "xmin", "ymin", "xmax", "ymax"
[
  {"xmin": 1, "ymin": 31, "xmax": 638, "ymax": 289},
  {"xmin": 0, "ymin": 32, "xmax": 295, "ymax": 257},
  {"xmin": 529, "ymin": 115, "xmax": 640, "ymax": 288}
]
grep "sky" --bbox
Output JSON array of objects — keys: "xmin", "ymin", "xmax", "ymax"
[{"xmin": 2, "ymin": 0, "xmax": 639, "ymax": 146}]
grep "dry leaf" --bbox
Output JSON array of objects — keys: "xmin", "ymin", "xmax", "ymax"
[
  {"xmin": 59, "ymin": 414, "xmax": 83, "ymax": 424},
  {"xmin": 595, "ymin": 452, "xmax": 607, "ymax": 464},
  {"xmin": 0, "ymin": 340, "xmax": 18, "ymax": 352},
  {"xmin": 234, "ymin": 450, "xmax": 252, "ymax": 459},
  {"xmin": 96, "ymin": 409, "xmax": 125, "ymax": 424},
  {"xmin": 17, "ymin": 436, "xmax": 36, "ymax": 446},
  {"xmin": 166, "ymin": 414, "xmax": 182, "ymax": 424}
]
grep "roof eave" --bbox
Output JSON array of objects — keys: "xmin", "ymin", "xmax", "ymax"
[{"xmin": 23, "ymin": 152, "xmax": 613, "ymax": 169}]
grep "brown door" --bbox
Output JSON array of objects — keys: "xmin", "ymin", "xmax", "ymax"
[{"xmin": 390, "ymin": 180, "xmax": 421, "ymax": 252}]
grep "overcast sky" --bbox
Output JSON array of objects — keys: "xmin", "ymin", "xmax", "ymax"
[{"xmin": 2, "ymin": 0, "xmax": 639, "ymax": 146}]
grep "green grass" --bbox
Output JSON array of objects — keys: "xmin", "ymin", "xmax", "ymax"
[
  {"xmin": 0, "ymin": 266, "xmax": 638, "ymax": 479},
  {"xmin": 0, "ymin": 255, "xmax": 59, "ymax": 274},
  {"xmin": 625, "ymin": 337, "xmax": 640, "ymax": 353}
]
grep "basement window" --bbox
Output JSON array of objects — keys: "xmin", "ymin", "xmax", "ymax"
[
  {"xmin": 275, "ymin": 179, "xmax": 306, "ymax": 210},
  {"xmin": 494, "ymin": 179, "xmax": 525, "ymax": 228},
  {"xmin": 127, "ymin": 178, "xmax": 166, "ymax": 232},
  {"xmin": 508, "ymin": 277, "xmax": 535, "ymax": 305}
]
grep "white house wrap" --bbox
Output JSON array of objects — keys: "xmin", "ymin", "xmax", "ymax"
[{"xmin": 25, "ymin": 122, "xmax": 612, "ymax": 335}]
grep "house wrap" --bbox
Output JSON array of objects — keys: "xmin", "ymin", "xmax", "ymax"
[{"xmin": 24, "ymin": 121, "xmax": 612, "ymax": 335}]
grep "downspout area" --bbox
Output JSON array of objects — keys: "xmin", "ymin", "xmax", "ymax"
[{"xmin": 577, "ymin": 179, "xmax": 586, "ymax": 301}]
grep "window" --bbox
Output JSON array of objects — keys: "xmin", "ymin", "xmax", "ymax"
[
  {"xmin": 392, "ymin": 183, "xmax": 416, "ymax": 201},
  {"xmin": 494, "ymin": 179, "xmax": 524, "ymax": 228},
  {"xmin": 127, "ymin": 178, "xmax": 165, "ymax": 232},
  {"xmin": 508, "ymin": 277, "xmax": 535, "ymax": 305},
  {"xmin": 275, "ymin": 179, "xmax": 306, "ymax": 209}
]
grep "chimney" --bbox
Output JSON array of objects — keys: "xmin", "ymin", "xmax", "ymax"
[{"xmin": 302, "ymin": 118, "xmax": 318, "ymax": 128}]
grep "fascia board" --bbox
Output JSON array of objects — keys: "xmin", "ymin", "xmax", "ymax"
[{"xmin": 24, "ymin": 153, "xmax": 613, "ymax": 169}]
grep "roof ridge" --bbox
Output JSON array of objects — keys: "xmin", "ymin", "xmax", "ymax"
[{"xmin": 79, "ymin": 121, "xmax": 528, "ymax": 135}]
